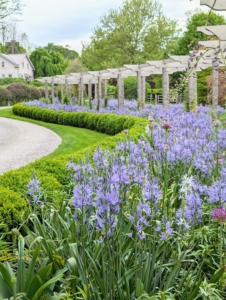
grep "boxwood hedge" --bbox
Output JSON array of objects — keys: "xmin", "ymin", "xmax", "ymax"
[{"xmin": 0, "ymin": 103, "xmax": 149, "ymax": 233}]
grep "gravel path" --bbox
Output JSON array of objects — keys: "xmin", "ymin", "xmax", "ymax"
[{"xmin": 0, "ymin": 117, "xmax": 62, "ymax": 175}]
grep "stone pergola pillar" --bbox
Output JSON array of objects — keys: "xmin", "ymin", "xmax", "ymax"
[
  {"xmin": 193, "ymin": 72, "xmax": 197, "ymax": 107},
  {"xmin": 137, "ymin": 70, "xmax": 142, "ymax": 109},
  {"xmin": 188, "ymin": 75, "xmax": 193, "ymax": 107},
  {"xmin": 45, "ymin": 80, "xmax": 48, "ymax": 100},
  {"xmin": 118, "ymin": 73, "xmax": 123, "ymax": 108},
  {"xmin": 162, "ymin": 68, "xmax": 169, "ymax": 108},
  {"xmin": 61, "ymin": 84, "xmax": 64, "ymax": 101},
  {"xmin": 97, "ymin": 76, "xmax": 102, "ymax": 110},
  {"xmin": 80, "ymin": 77, "xmax": 84, "ymax": 106},
  {"xmin": 212, "ymin": 58, "xmax": 219, "ymax": 119},
  {"xmin": 103, "ymin": 79, "xmax": 108, "ymax": 99},
  {"xmin": 121, "ymin": 77, "xmax": 124, "ymax": 107},
  {"xmin": 94, "ymin": 83, "xmax": 97, "ymax": 99},
  {"xmin": 65, "ymin": 77, "xmax": 69, "ymax": 95},
  {"xmin": 88, "ymin": 80, "xmax": 92, "ymax": 99},
  {"xmin": 141, "ymin": 76, "xmax": 146, "ymax": 108},
  {"xmin": 51, "ymin": 77, "xmax": 54, "ymax": 104}
]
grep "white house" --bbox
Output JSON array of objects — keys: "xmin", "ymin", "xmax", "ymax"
[{"xmin": 0, "ymin": 53, "xmax": 35, "ymax": 81}]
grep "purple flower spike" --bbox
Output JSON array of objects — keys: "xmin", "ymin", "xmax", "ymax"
[{"xmin": 210, "ymin": 208, "xmax": 226, "ymax": 223}]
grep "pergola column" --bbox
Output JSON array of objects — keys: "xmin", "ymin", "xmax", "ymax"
[
  {"xmin": 118, "ymin": 73, "xmax": 122, "ymax": 108},
  {"xmin": 80, "ymin": 77, "xmax": 84, "ymax": 106},
  {"xmin": 88, "ymin": 80, "xmax": 92, "ymax": 99},
  {"xmin": 94, "ymin": 83, "xmax": 97, "ymax": 99},
  {"xmin": 137, "ymin": 70, "xmax": 142, "ymax": 109},
  {"xmin": 65, "ymin": 76, "xmax": 69, "ymax": 95},
  {"xmin": 141, "ymin": 76, "xmax": 146, "ymax": 108},
  {"xmin": 121, "ymin": 77, "xmax": 124, "ymax": 107},
  {"xmin": 162, "ymin": 68, "xmax": 169, "ymax": 108},
  {"xmin": 103, "ymin": 79, "xmax": 108, "ymax": 98},
  {"xmin": 212, "ymin": 58, "xmax": 219, "ymax": 119},
  {"xmin": 193, "ymin": 72, "xmax": 197, "ymax": 107},
  {"xmin": 45, "ymin": 80, "xmax": 48, "ymax": 100},
  {"xmin": 98, "ymin": 76, "xmax": 102, "ymax": 111},
  {"xmin": 188, "ymin": 74, "xmax": 193, "ymax": 107},
  {"xmin": 51, "ymin": 77, "xmax": 54, "ymax": 104},
  {"xmin": 61, "ymin": 84, "xmax": 64, "ymax": 101}
]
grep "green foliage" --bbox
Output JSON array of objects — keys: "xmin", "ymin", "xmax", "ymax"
[
  {"xmin": 0, "ymin": 187, "xmax": 29, "ymax": 232},
  {"xmin": 0, "ymin": 77, "xmax": 26, "ymax": 86},
  {"xmin": 147, "ymin": 88, "xmax": 162, "ymax": 95},
  {"xmin": 107, "ymin": 85, "xmax": 116, "ymax": 96},
  {"xmin": 81, "ymin": 0, "xmax": 179, "ymax": 70},
  {"xmin": 30, "ymin": 48, "xmax": 67, "ymax": 78},
  {"xmin": 29, "ymin": 79, "xmax": 45, "ymax": 87},
  {"xmin": 116, "ymin": 76, "xmax": 150, "ymax": 100},
  {"xmin": 173, "ymin": 9, "xmax": 226, "ymax": 55},
  {"xmin": 5, "ymin": 39, "xmax": 26, "ymax": 54},
  {"xmin": 43, "ymin": 43, "xmax": 79, "ymax": 60},
  {"xmin": 197, "ymin": 67, "xmax": 212, "ymax": 104},
  {"xmin": 28, "ymin": 86, "xmax": 41, "ymax": 100},
  {"xmin": 0, "ymin": 236, "xmax": 63, "ymax": 299},
  {"xmin": 63, "ymin": 93, "xmax": 70, "ymax": 104}
]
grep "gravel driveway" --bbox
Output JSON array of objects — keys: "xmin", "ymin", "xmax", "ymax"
[{"xmin": 0, "ymin": 117, "xmax": 62, "ymax": 175}]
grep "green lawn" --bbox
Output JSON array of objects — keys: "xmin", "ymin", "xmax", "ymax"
[{"xmin": 0, "ymin": 108, "xmax": 109, "ymax": 158}]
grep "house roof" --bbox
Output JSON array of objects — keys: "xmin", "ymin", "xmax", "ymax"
[{"xmin": 0, "ymin": 53, "xmax": 35, "ymax": 70}]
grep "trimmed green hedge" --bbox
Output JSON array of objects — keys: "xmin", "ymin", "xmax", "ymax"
[{"xmin": 0, "ymin": 103, "xmax": 148, "ymax": 233}]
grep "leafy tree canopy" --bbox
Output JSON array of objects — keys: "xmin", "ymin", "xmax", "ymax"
[
  {"xmin": 64, "ymin": 58, "xmax": 87, "ymax": 73},
  {"xmin": 0, "ymin": 0, "xmax": 23, "ymax": 21},
  {"xmin": 43, "ymin": 43, "xmax": 79, "ymax": 60},
  {"xmin": 5, "ymin": 39, "xmax": 26, "ymax": 54},
  {"xmin": 81, "ymin": 0, "xmax": 180, "ymax": 70},
  {"xmin": 30, "ymin": 48, "xmax": 68, "ymax": 78},
  {"xmin": 173, "ymin": 9, "xmax": 226, "ymax": 55}
]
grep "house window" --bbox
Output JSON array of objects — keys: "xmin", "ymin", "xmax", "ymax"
[
  {"xmin": 2, "ymin": 74, "xmax": 5, "ymax": 78},
  {"xmin": 8, "ymin": 74, "xmax": 12, "ymax": 78},
  {"xmin": 20, "ymin": 75, "xmax": 23, "ymax": 78},
  {"xmin": 27, "ymin": 64, "xmax": 29, "ymax": 69},
  {"xmin": 22, "ymin": 62, "xmax": 24, "ymax": 68},
  {"xmin": 2, "ymin": 62, "xmax": 5, "ymax": 68}
]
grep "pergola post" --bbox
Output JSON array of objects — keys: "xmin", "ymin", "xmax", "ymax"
[
  {"xmin": 104, "ymin": 79, "xmax": 108, "ymax": 98},
  {"xmin": 121, "ymin": 77, "xmax": 124, "ymax": 107},
  {"xmin": 98, "ymin": 76, "xmax": 102, "ymax": 111},
  {"xmin": 188, "ymin": 75, "xmax": 193, "ymax": 107},
  {"xmin": 80, "ymin": 77, "xmax": 84, "ymax": 106},
  {"xmin": 94, "ymin": 83, "xmax": 97, "ymax": 99},
  {"xmin": 61, "ymin": 84, "xmax": 64, "ymax": 102},
  {"xmin": 137, "ymin": 70, "xmax": 142, "ymax": 109},
  {"xmin": 141, "ymin": 76, "xmax": 146, "ymax": 108},
  {"xmin": 51, "ymin": 77, "xmax": 54, "ymax": 104},
  {"xmin": 118, "ymin": 73, "xmax": 122, "ymax": 108},
  {"xmin": 88, "ymin": 80, "xmax": 92, "ymax": 99},
  {"xmin": 65, "ymin": 76, "xmax": 69, "ymax": 95},
  {"xmin": 162, "ymin": 68, "xmax": 169, "ymax": 108},
  {"xmin": 193, "ymin": 72, "xmax": 198, "ymax": 108},
  {"xmin": 212, "ymin": 58, "xmax": 219, "ymax": 119},
  {"xmin": 45, "ymin": 80, "xmax": 49, "ymax": 101}
]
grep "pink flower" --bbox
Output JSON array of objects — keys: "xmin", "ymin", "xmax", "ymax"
[
  {"xmin": 124, "ymin": 129, "xmax": 129, "ymax": 134},
  {"xmin": 162, "ymin": 123, "xmax": 172, "ymax": 131},
  {"xmin": 210, "ymin": 208, "xmax": 226, "ymax": 223},
  {"xmin": 213, "ymin": 120, "xmax": 221, "ymax": 127}
]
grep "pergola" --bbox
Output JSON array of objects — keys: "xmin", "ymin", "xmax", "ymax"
[{"xmin": 36, "ymin": 0, "xmax": 226, "ymax": 112}]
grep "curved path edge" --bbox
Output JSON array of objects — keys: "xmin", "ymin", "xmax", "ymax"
[{"xmin": 0, "ymin": 117, "xmax": 62, "ymax": 175}]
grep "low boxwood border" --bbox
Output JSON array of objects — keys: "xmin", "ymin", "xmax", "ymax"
[{"xmin": 0, "ymin": 103, "xmax": 149, "ymax": 231}]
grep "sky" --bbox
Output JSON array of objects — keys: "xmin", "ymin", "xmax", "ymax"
[{"xmin": 17, "ymin": 0, "xmax": 226, "ymax": 54}]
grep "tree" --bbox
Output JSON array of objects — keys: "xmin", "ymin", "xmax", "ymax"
[
  {"xmin": 0, "ymin": 0, "xmax": 23, "ymax": 21},
  {"xmin": 64, "ymin": 58, "xmax": 87, "ymax": 73},
  {"xmin": 30, "ymin": 48, "xmax": 68, "ymax": 78},
  {"xmin": 0, "ymin": 87, "xmax": 11, "ymax": 103},
  {"xmin": 173, "ymin": 9, "xmax": 226, "ymax": 55},
  {"xmin": 81, "ymin": 0, "xmax": 179, "ymax": 70},
  {"xmin": 43, "ymin": 43, "xmax": 79, "ymax": 60}
]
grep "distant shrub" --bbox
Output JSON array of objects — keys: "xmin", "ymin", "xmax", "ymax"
[
  {"xmin": 0, "ymin": 77, "xmax": 27, "ymax": 86},
  {"xmin": 28, "ymin": 86, "xmax": 41, "ymax": 100},
  {"xmin": 7, "ymin": 83, "xmax": 30, "ymax": 102},
  {"xmin": 29, "ymin": 79, "xmax": 45, "ymax": 87},
  {"xmin": 0, "ymin": 87, "xmax": 12, "ymax": 103}
]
